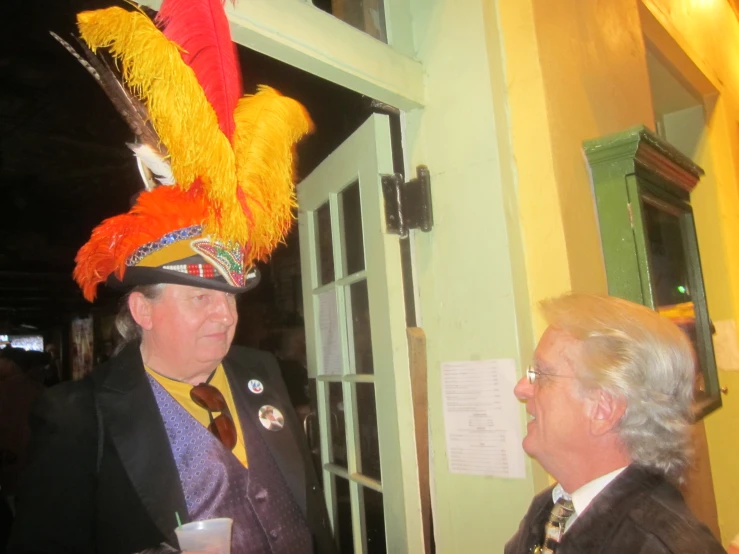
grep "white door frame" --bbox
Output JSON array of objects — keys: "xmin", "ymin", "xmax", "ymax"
[{"xmin": 139, "ymin": 0, "xmax": 425, "ymax": 110}]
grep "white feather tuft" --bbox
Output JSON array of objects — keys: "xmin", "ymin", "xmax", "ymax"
[{"xmin": 128, "ymin": 143, "xmax": 176, "ymax": 188}]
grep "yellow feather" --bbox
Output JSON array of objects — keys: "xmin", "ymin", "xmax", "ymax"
[
  {"xmin": 232, "ymin": 86, "xmax": 314, "ymax": 260},
  {"xmin": 77, "ymin": 7, "xmax": 238, "ymax": 239}
]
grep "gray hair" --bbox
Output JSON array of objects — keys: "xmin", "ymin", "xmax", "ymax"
[
  {"xmin": 540, "ymin": 293, "xmax": 695, "ymax": 482},
  {"xmin": 114, "ymin": 284, "xmax": 166, "ymax": 350}
]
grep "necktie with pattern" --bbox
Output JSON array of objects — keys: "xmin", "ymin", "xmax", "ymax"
[{"xmin": 536, "ymin": 496, "xmax": 575, "ymax": 554}]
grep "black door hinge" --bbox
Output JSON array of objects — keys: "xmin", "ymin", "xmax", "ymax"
[{"xmin": 381, "ymin": 165, "xmax": 433, "ymax": 237}]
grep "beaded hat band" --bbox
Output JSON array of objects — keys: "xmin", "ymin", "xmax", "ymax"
[{"xmin": 105, "ymin": 224, "xmax": 260, "ymax": 295}]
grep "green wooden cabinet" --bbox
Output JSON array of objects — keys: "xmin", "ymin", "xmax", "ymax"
[{"xmin": 584, "ymin": 125, "xmax": 721, "ymax": 418}]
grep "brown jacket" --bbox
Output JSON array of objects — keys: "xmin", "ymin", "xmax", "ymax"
[{"xmin": 505, "ymin": 464, "xmax": 725, "ymax": 554}]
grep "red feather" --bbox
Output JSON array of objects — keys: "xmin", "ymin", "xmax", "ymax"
[{"xmin": 156, "ymin": 0, "xmax": 242, "ymax": 139}]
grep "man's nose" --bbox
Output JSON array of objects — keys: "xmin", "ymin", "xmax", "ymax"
[
  {"xmin": 211, "ymin": 293, "xmax": 236, "ymax": 324},
  {"xmin": 514, "ymin": 375, "xmax": 533, "ymax": 401}
]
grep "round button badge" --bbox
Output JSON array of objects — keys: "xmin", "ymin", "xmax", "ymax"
[{"xmin": 258, "ymin": 405, "xmax": 284, "ymax": 432}]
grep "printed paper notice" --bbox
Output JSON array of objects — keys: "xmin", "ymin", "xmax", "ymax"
[
  {"xmin": 318, "ymin": 289, "xmax": 342, "ymax": 375},
  {"xmin": 441, "ymin": 359, "xmax": 525, "ymax": 479}
]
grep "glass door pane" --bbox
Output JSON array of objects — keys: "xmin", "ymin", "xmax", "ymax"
[
  {"xmin": 312, "ymin": 0, "xmax": 387, "ymax": 42},
  {"xmin": 306, "ymin": 183, "xmax": 383, "ymax": 552},
  {"xmin": 363, "ymin": 486, "xmax": 387, "ymax": 554},
  {"xmin": 297, "ymin": 115, "xmax": 419, "ymax": 553},
  {"xmin": 335, "ymin": 476, "xmax": 355, "ymax": 553}
]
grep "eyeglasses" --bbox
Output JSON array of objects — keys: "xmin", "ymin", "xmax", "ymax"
[
  {"xmin": 190, "ymin": 383, "xmax": 237, "ymax": 450},
  {"xmin": 526, "ymin": 366, "xmax": 574, "ymax": 385}
]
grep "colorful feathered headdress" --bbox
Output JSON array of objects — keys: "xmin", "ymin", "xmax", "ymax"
[{"xmin": 53, "ymin": 0, "xmax": 313, "ymax": 301}]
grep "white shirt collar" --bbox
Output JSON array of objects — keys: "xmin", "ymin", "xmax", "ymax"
[{"xmin": 552, "ymin": 467, "xmax": 627, "ymax": 531}]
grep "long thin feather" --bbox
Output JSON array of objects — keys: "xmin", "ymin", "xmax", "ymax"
[
  {"xmin": 50, "ymin": 31, "xmax": 163, "ymax": 155},
  {"xmin": 156, "ymin": 0, "xmax": 241, "ymax": 139},
  {"xmin": 91, "ymin": 48, "xmax": 162, "ymax": 149},
  {"xmin": 50, "ymin": 31, "xmax": 101, "ymax": 79}
]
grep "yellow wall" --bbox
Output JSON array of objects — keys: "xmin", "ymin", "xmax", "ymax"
[
  {"xmin": 498, "ymin": 0, "xmax": 739, "ymax": 545},
  {"xmin": 405, "ymin": 0, "xmax": 739, "ymax": 549},
  {"xmin": 647, "ymin": 0, "xmax": 739, "ymax": 543}
]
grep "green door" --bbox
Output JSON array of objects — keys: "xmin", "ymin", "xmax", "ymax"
[{"xmin": 297, "ymin": 114, "xmax": 421, "ymax": 553}]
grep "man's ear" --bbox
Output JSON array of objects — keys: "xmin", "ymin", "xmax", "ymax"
[
  {"xmin": 590, "ymin": 389, "xmax": 626, "ymax": 436},
  {"xmin": 128, "ymin": 292, "xmax": 154, "ymax": 331}
]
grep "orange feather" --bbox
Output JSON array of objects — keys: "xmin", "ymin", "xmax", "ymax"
[{"xmin": 74, "ymin": 187, "xmax": 209, "ymax": 301}]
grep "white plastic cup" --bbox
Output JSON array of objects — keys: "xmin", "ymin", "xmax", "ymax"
[{"xmin": 174, "ymin": 517, "xmax": 234, "ymax": 554}]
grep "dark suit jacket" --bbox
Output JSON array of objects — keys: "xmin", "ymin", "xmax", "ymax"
[
  {"xmin": 9, "ymin": 345, "xmax": 336, "ymax": 554},
  {"xmin": 505, "ymin": 464, "xmax": 725, "ymax": 554}
]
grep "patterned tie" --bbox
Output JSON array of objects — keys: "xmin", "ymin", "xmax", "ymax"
[{"xmin": 538, "ymin": 496, "xmax": 575, "ymax": 554}]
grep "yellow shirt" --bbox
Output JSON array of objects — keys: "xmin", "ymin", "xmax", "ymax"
[{"xmin": 145, "ymin": 364, "xmax": 248, "ymax": 467}]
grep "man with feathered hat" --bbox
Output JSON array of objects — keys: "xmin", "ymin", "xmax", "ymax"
[{"xmin": 9, "ymin": 1, "xmax": 336, "ymax": 553}]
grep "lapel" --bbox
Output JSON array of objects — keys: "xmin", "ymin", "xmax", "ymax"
[
  {"xmin": 560, "ymin": 465, "xmax": 663, "ymax": 553},
  {"xmin": 518, "ymin": 488, "xmax": 555, "ymax": 553},
  {"xmin": 91, "ymin": 344, "xmax": 187, "ymax": 545},
  {"xmin": 223, "ymin": 348, "xmax": 308, "ymax": 517}
]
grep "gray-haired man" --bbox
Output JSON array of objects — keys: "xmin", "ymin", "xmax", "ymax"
[{"xmin": 507, "ymin": 294, "xmax": 724, "ymax": 554}]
